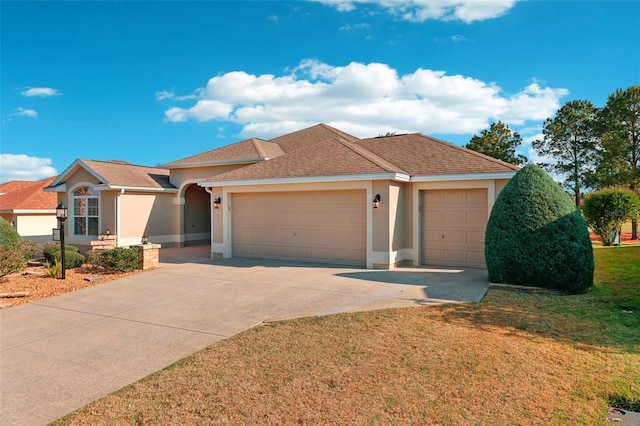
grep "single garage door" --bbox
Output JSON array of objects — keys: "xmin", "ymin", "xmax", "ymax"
[
  {"xmin": 422, "ymin": 188, "xmax": 488, "ymax": 268},
  {"xmin": 233, "ymin": 190, "xmax": 366, "ymax": 266}
]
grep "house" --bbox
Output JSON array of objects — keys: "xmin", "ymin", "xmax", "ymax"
[
  {"xmin": 45, "ymin": 124, "xmax": 519, "ymax": 269},
  {"xmin": 0, "ymin": 176, "xmax": 59, "ymax": 242}
]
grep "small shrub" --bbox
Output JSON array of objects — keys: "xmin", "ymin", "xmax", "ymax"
[
  {"xmin": 52, "ymin": 250, "xmax": 84, "ymax": 269},
  {"xmin": 0, "ymin": 217, "xmax": 21, "ymax": 247},
  {"xmin": 43, "ymin": 243, "xmax": 79, "ymax": 264},
  {"xmin": 582, "ymin": 188, "xmax": 639, "ymax": 246},
  {"xmin": 45, "ymin": 259, "xmax": 63, "ymax": 278},
  {"xmin": 0, "ymin": 244, "xmax": 26, "ymax": 277},
  {"xmin": 19, "ymin": 240, "xmax": 37, "ymax": 260},
  {"xmin": 84, "ymin": 249, "xmax": 103, "ymax": 269},
  {"xmin": 485, "ymin": 164, "xmax": 594, "ymax": 294},
  {"xmin": 99, "ymin": 247, "xmax": 140, "ymax": 272}
]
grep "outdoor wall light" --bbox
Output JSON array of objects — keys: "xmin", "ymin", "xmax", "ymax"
[
  {"xmin": 373, "ymin": 194, "xmax": 381, "ymax": 209},
  {"xmin": 142, "ymin": 235, "xmax": 149, "ymax": 244},
  {"xmin": 213, "ymin": 197, "xmax": 222, "ymax": 209}
]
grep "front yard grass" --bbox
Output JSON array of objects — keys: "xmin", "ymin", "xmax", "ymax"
[{"xmin": 53, "ymin": 246, "xmax": 640, "ymax": 425}]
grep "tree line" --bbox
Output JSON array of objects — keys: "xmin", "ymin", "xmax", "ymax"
[{"xmin": 465, "ymin": 85, "xmax": 639, "ymax": 239}]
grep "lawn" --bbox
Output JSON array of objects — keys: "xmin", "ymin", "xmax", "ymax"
[{"xmin": 53, "ymin": 246, "xmax": 640, "ymax": 425}]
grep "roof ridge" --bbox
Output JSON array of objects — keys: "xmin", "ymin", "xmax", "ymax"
[
  {"xmin": 318, "ymin": 123, "xmax": 360, "ymax": 141},
  {"xmin": 250, "ymin": 138, "xmax": 266, "ymax": 158},
  {"xmin": 413, "ymin": 133, "xmax": 520, "ymax": 171},
  {"xmin": 83, "ymin": 159, "xmax": 168, "ymax": 171},
  {"xmin": 341, "ymin": 138, "xmax": 408, "ymax": 174}
]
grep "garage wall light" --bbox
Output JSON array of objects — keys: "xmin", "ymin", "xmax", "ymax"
[
  {"xmin": 373, "ymin": 194, "xmax": 381, "ymax": 209},
  {"xmin": 213, "ymin": 197, "xmax": 222, "ymax": 209}
]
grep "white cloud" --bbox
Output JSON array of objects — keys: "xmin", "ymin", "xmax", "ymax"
[
  {"xmin": 12, "ymin": 107, "xmax": 38, "ymax": 118},
  {"xmin": 21, "ymin": 87, "xmax": 60, "ymax": 97},
  {"xmin": 451, "ymin": 34, "xmax": 466, "ymax": 42},
  {"xmin": 163, "ymin": 59, "xmax": 567, "ymax": 140},
  {"xmin": 313, "ymin": 0, "xmax": 518, "ymax": 23},
  {"xmin": 0, "ymin": 154, "xmax": 57, "ymax": 183},
  {"xmin": 155, "ymin": 89, "xmax": 201, "ymax": 102}
]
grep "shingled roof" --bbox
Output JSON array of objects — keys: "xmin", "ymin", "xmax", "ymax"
[
  {"xmin": 201, "ymin": 125, "xmax": 518, "ymax": 184},
  {"xmin": 163, "ymin": 138, "xmax": 285, "ymax": 168},
  {"xmin": 356, "ymin": 133, "xmax": 520, "ymax": 176},
  {"xmin": 48, "ymin": 160, "xmax": 175, "ymax": 191},
  {"xmin": 0, "ymin": 176, "xmax": 58, "ymax": 211},
  {"xmin": 203, "ymin": 137, "xmax": 408, "ymax": 183}
]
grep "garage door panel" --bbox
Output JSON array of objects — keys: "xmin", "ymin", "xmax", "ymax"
[
  {"xmin": 233, "ymin": 191, "xmax": 366, "ymax": 266},
  {"xmin": 422, "ymin": 188, "xmax": 488, "ymax": 268}
]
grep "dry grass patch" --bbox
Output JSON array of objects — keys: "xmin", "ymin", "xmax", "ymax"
[{"xmin": 53, "ymin": 246, "xmax": 640, "ymax": 425}]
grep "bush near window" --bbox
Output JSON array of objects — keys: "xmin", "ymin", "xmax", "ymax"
[
  {"xmin": 0, "ymin": 217, "xmax": 21, "ymax": 247},
  {"xmin": 43, "ymin": 243, "xmax": 79, "ymax": 265},
  {"xmin": 0, "ymin": 244, "xmax": 27, "ymax": 277},
  {"xmin": 86, "ymin": 247, "xmax": 140, "ymax": 272},
  {"xmin": 50, "ymin": 250, "xmax": 84, "ymax": 270},
  {"xmin": 582, "ymin": 188, "xmax": 639, "ymax": 246},
  {"xmin": 485, "ymin": 164, "xmax": 594, "ymax": 294}
]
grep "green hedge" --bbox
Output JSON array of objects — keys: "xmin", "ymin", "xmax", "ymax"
[
  {"xmin": 52, "ymin": 250, "xmax": 84, "ymax": 270},
  {"xmin": 0, "ymin": 217, "xmax": 21, "ymax": 247},
  {"xmin": 43, "ymin": 243, "xmax": 79, "ymax": 264},
  {"xmin": 485, "ymin": 164, "xmax": 594, "ymax": 294},
  {"xmin": 86, "ymin": 247, "xmax": 140, "ymax": 272}
]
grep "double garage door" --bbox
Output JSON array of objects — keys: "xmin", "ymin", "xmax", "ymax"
[
  {"xmin": 232, "ymin": 191, "xmax": 366, "ymax": 266},
  {"xmin": 422, "ymin": 188, "xmax": 488, "ymax": 268}
]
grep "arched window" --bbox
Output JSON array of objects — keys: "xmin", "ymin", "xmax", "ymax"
[{"xmin": 73, "ymin": 187, "xmax": 99, "ymax": 236}]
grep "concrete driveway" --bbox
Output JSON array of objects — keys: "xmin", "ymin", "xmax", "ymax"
[{"xmin": 0, "ymin": 250, "xmax": 488, "ymax": 425}]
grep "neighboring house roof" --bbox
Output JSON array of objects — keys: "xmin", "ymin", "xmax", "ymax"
[
  {"xmin": 0, "ymin": 176, "xmax": 58, "ymax": 212},
  {"xmin": 47, "ymin": 160, "xmax": 176, "ymax": 192},
  {"xmin": 356, "ymin": 133, "xmax": 520, "ymax": 176},
  {"xmin": 163, "ymin": 138, "xmax": 285, "ymax": 168}
]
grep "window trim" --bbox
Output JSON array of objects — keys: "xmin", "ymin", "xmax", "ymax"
[{"xmin": 72, "ymin": 186, "xmax": 99, "ymax": 237}]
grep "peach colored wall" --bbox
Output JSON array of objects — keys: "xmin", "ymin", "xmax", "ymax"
[
  {"xmin": 120, "ymin": 192, "xmax": 174, "ymax": 239},
  {"xmin": 169, "ymin": 164, "xmax": 247, "ymax": 188},
  {"xmin": 211, "ymin": 189, "xmax": 223, "ymax": 245},
  {"xmin": 496, "ymin": 179, "xmax": 509, "ymax": 196},
  {"xmin": 391, "ymin": 182, "xmax": 410, "ymax": 252},
  {"xmin": 65, "ymin": 168, "xmax": 98, "ymax": 188},
  {"xmin": 100, "ymin": 191, "xmax": 116, "ymax": 235},
  {"xmin": 372, "ymin": 181, "xmax": 389, "ymax": 252}
]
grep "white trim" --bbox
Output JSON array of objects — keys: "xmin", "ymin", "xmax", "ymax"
[
  {"xmin": 49, "ymin": 159, "xmax": 107, "ymax": 188},
  {"xmin": 366, "ymin": 183, "xmax": 374, "ymax": 268},
  {"xmin": 1, "ymin": 209, "xmax": 56, "ymax": 214},
  {"xmin": 43, "ymin": 183, "xmax": 66, "ymax": 192},
  {"xmin": 115, "ymin": 189, "xmax": 123, "ymax": 247},
  {"xmin": 163, "ymin": 158, "xmax": 266, "ymax": 169},
  {"xmin": 199, "ymin": 172, "xmax": 410, "ymax": 188},
  {"xmin": 173, "ymin": 197, "xmax": 185, "ymax": 206},
  {"xmin": 68, "ymin": 182, "xmax": 100, "ymax": 238},
  {"xmin": 411, "ymin": 171, "xmax": 517, "ymax": 182},
  {"xmin": 92, "ymin": 185, "xmax": 177, "ymax": 193},
  {"xmin": 184, "ymin": 232, "xmax": 211, "ymax": 242}
]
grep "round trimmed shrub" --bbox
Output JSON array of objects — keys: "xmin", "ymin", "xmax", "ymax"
[
  {"xmin": 0, "ymin": 217, "xmax": 21, "ymax": 247},
  {"xmin": 43, "ymin": 243, "xmax": 79, "ymax": 264},
  {"xmin": 485, "ymin": 164, "xmax": 594, "ymax": 294},
  {"xmin": 53, "ymin": 250, "xmax": 84, "ymax": 269},
  {"xmin": 582, "ymin": 188, "xmax": 639, "ymax": 246}
]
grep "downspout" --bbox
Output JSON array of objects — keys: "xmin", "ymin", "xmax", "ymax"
[
  {"xmin": 116, "ymin": 188, "xmax": 124, "ymax": 247},
  {"xmin": 204, "ymin": 187, "xmax": 214, "ymax": 259}
]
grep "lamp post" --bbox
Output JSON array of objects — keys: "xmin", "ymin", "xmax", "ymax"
[{"xmin": 56, "ymin": 202, "xmax": 68, "ymax": 279}]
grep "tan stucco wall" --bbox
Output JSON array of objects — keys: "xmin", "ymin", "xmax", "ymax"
[
  {"xmin": 372, "ymin": 181, "xmax": 389, "ymax": 253},
  {"xmin": 16, "ymin": 214, "xmax": 58, "ymax": 237},
  {"xmin": 120, "ymin": 192, "xmax": 174, "ymax": 240},
  {"xmin": 495, "ymin": 179, "xmax": 509, "ymax": 196},
  {"xmin": 100, "ymin": 191, "xmax": 116, "ymax": 235}
]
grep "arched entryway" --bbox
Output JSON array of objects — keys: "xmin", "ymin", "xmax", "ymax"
[{"xmin": 183, "ymin": 184, "xmax": 211, "ymax": 246}]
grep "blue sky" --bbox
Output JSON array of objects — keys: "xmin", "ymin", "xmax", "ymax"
[{"xmin": 1, "ymin": 0, "xmax": 638, "ymax": 182}]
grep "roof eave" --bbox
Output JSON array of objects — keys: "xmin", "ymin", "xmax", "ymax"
[
  {"xmin": 93, "ymin": 185, "xmax": 178, "ymax": 193},
  {"xmin": 162, "ymin": 157, "xmax": 267, "ymax": 169},
  {"xmin": 43, "ymin": 183, "xmax": 67, "ymax": 192},
  {"xmin": 199, "ymin": 172, "xmax": 411, "ymax": 188},
  {"xmin": 410, "ymin": 171, "xmax": 518, "ymax": 182}
]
